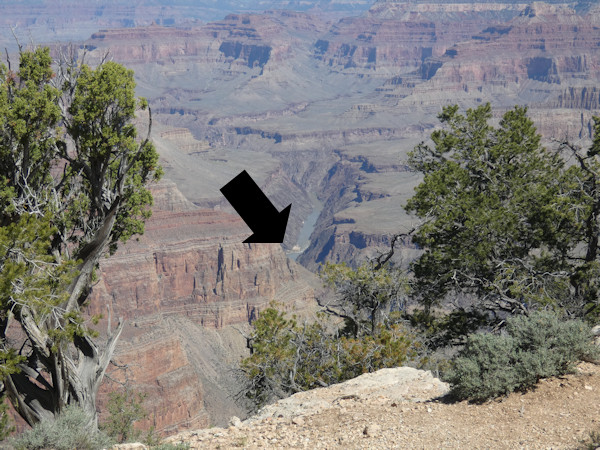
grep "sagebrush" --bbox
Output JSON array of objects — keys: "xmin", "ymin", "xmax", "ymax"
[
  {"xmin": 444, "ymin": 311, "xmax": 598, "ymax": 402},
  {"xmin": 12, "ymin": 405, "xmax": 113, "ymax": 450}
]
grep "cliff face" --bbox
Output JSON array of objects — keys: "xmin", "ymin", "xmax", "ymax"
[
  {"xmin": 394, "ymin": 2, "xmax": 600, "ymax": 140},
  {"xmin": 312, "ymin": 1, "xmax": 524, "ymax": 73},
  {"xmin": 87, "ymin": 11, "xmax": 329, "ymax": 67},
  {"xmin": 424, "ymin": 3, "xmax": 600, "ymax": 86},
  {"xmin": 297, "ymin": 155, "xmax": 421, "ymax": 270},
  {"xmin": 91, "ymin": 179, "xmax": 318, "ymax": 433},
  {"xmin": 82, "ymin": 1, "xmax": 600, "ymax": 279},
  {"xmin": 89, "ymin": 207, "xmax": 308, "ymax": 327},
  {"xmin": 0, "ymin": 0, "xmax": 372, "ymax": 50}
]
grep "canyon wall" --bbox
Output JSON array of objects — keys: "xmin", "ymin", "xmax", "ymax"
[
  {"xmin": 86, "ymin": 11, "xmax": 329, "ymax": 67},
  {"xmin": 89, "ymin": 179, "xmax": 319, "ymax": 433},
  {"xmin": 0, "ymin": 0, "xmax": 372, "ymax": 50},
  {"xmin": 313, "ymin": 1, "xmax": 525, "ymax": 73},
  {"xmin": 78, "ymin": 1, "xmax": 600, "ymax": 270},
  {"xmin": 6, "ymin": 0, "xmax": 600, "ymax": 438}
]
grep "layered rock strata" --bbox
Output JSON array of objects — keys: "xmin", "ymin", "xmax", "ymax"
[
  {"xmin": 87, "ymin": 11, "xmax": 329, "ymax": 67},
  {"xmin": 313, "ymin": 1, "xmax": 526, "ymax": 73},
  {"xmin": 90, "ymin": 179, "xmax": 318, "ymax": 434},
  {"xmin": 300, "ymin": 1, "xmax": 600, "ymax": 266},
  {"xmin": 83, "ymin": 1, "xmax": 600, "ymax": 271}
]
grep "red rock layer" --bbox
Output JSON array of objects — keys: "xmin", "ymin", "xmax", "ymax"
[
  {"xmin": 313, "ymin": 1, "xmax": 524, "ymax": 72},
  {"xmin": 86, "ymin": 11, "xmax": 329, "ymax": 67},
  {"xmin": 89, "ymin": 179, "xmax": 317, "ymax": 433},
  {"xmin": 419, "ymin": 4, "xmax": 600, "ymax": 89}
]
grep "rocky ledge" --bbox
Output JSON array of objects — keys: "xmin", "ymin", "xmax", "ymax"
[
  {"xmin": 117, "ymin": 362, "xmax": 600, "ymax": 449},
  {"xmin": 162, "ymin": 367, "xmax": 449, "ymax": 448}
]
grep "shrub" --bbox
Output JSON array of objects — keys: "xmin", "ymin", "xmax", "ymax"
[
  {"xmin": 101, "ymin": 389, "xmax": 147, "ymax": 443},
  {"xmin": 407, "ymin": 307, "xmax": 489, "ymax": 350},
  {"xmin": 12, "ymin": 405, "xmax": 113, "ymax": 450},
  {"xmin": 239, "ymin": 305, "xmax": 419, "ymax": 410},
  {"xmin": 337, "ymin": 323, "xmax": 419, "ymax": 381},
  {"xmin": 320, "ymin": 262, "xmax": 407, "ymax": 338},
  {"xmin": 444, "ymin": 310, "xmax": 599, "ymax": 402},
  {"xmin": 444, "ymin": 332, "xmax": 521, "ymax": 401},
  {"xmin": 582, "ymin": 427, "xmax": 600, "ymax": 449},
  {"xmin": 0, "ymin": 393, "xmax": 14, "ymax": 441},
  {"xmin": 506, "ymin": 311, "xmax": 597, "ymax": 381},
  {"xmin": 150, "ymin": 444, "xmax": 190, "ymax": 450}
]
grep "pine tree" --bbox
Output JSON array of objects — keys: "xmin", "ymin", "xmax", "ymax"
[{"xmin": 406, "ymin": 104, "xmax": 580, "ymax": 316}]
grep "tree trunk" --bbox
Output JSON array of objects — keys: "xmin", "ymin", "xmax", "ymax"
[
  {"xmin": 4, "ymin": 202, "xmax": 124, "ymax": 430},
  {"xmin": 4, "ymin": 315, "xmax": 123, "ymax": 429}
]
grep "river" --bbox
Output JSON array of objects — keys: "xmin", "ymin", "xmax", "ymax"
[{"xmin": 287, "ymin": 193, "xmax": 323, "ymax": 261}]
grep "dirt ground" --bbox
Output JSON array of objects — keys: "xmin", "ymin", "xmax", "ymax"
[{"xmin": 162, "ymin": 362, "xmax": 600, "ymax": 449}]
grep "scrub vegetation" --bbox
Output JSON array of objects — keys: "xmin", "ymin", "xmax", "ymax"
[{"xmin": 240, "ymin": 104, "xmax": 600, "ymax": 407}]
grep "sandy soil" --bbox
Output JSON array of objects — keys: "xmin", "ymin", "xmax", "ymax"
[{"xmin": 162, "ymin": 362, "xmax": 600, "ymax": 449}]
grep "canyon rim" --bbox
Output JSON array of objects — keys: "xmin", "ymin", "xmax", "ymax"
[{"xmin": 2, "ymin": 0, "xmax": 600, "ymax": 436}]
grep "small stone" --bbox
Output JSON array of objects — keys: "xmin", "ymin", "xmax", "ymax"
[
  {"xmin": 292, "ymin": 416, "xmax": 305, "ymax": 426},
  {"xmin": 229, "ymin": 416, "xmax": 242, "ymax": 427},
  {"xmin": 111, "ymin": 444, "xmax": 149, "ymax": 450},
  {"xmin": 363, "ymin": 423, "xmax": 382, "ymax": 437},
  {"xmin": 585, "ymin": 385, "xmax": 593, "ymax": 391}
]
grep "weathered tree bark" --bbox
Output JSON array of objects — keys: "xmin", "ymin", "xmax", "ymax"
[
  {"xmin": 4, "ymin": 318, "xmax": 123, "ymax": 429},
  {"xmin": 0, "ymin": 46, "xmax": 158, "ymax": 433},
  {"xmin": 2, "ymin": 202, "xmax": 125, "ymax": 428}
]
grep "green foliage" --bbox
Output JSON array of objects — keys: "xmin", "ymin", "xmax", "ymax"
[
  {"xmin": 336, "ymin": 323, "xmax": 419, "ymax": 381},
  {"xmin": 406, "ymin": 103, "xmax": 578, "ymax": 315},
  {"xmin": 239, "ymin": 306, "xmax": 309, "ymax": 408},
  {"xmin": 0, "ymin": 393, "xmax": 14, "ymax": 440},
  {"xmin": 101, "ymin": 389, "xmax": 147, "ymax": 443},
  {"xmin": 0, "ymin": 212, "xmax": 78, "ymax": 347},
  {"xmin": 444, "ymin": 311, "xmax": 598, "ymax": 402},
  {"xmin": 150, "ymin": 443, "xmax": 190, "ymax": 450},
  {"xmin": 12, "ymin": 405, "xmax": 113, "ymax": 450},
  {"xmin": 143, "ymin": 425, "xmax": 162, "ymax": 447},
  {"xmin": 407, "ymin": 308, "xmax": 488, "ymax": 350},
  {"xmin": 320, "ymin": 262, "xmax": 407, "ymax": 337},
  {"xmin": 240, "ymin": 263, "xmax": 417, "ymax": 409},
  {"xmin": 0, "ymin": 47, "xmax": 61, "ymax": 200},
  {"xmin": 0, "ymin": 45, "xmax": 162, "ymax": 429},
  {"xmin": 239, "ymin": 303, "xmax": 418, "ymax": 410},
  {"xmin": 444, "ymin": 332, "xmax": 520, "ymax": 401},
  {"xmin": 65, "ymin": 61, "xmax": 161, "ymax": 253}
]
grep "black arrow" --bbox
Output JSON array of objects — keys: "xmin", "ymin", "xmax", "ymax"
[{"xmin": 220, "ymin": 170, "xmax": 291, "ymax": 243}]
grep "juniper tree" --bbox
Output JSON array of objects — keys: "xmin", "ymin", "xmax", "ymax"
[
  {"xmin": 239, "ymin": 304, "xmax": 417, "ymax": 410},
  {"xmin": 405, "ymin": 103, "xmax": 600, "ymax": 320},
  {"xmin": 319, "ymin": 262, "xmax": 407, "ymax": 338},
  {"xmin": 0, "ymin": 46, "xmax": 161, "ymax": 430}
]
